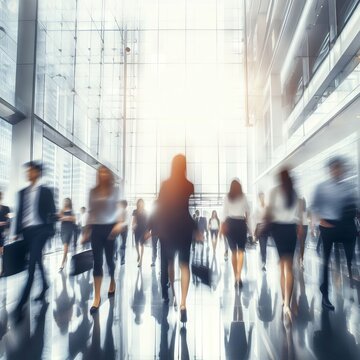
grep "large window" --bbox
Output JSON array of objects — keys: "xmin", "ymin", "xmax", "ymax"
[
  {"xmin": 0, "ymin": 117, "xmax": 12, "ymax": 194},
  {"xmin": 35, "ymin": 0, "xmax": 124, "ymax": 173},
  {"xmin": 0, "ymin": 0, "xmax": 19, "ymax": 105},
  {"xmin": 42, "ymin": 138, "xmax": 96, "ymax": 212},
  {"xmin": 125, "ymin": 0, "xmax": 248, "ymax": 202}
]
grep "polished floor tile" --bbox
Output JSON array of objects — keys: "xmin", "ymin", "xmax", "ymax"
[{"xmin": 0, "ymin": 238, "xmax": 360, "ymax": 359}]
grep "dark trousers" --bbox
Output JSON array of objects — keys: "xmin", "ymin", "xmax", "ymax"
[
  {"xmin": 159, "ymin": 239, "xmax": 169, "ymax": 299},
  {"xmin": 152, "ymin": 236, "xmax": 159, "ymax": 263},
  {"xmin": 91, "ymin": 224, "xmax": 116, "ymax": 278},
  {"xmin": 320, "ymin": 224, "xmax": 356, "ymax": 295},
  {"xmin": 320, "ymin": 226, "xmax": 336, "ymax": 296},
  {"xmin": 259, "ymin": 235, "xmax": 268, "ymax": 264},
  {"xmin": 18, "ymin": 226, "xmax": 49, "ymax": 309},
  {"xmin": 119, "ymin": 227, "xmax": 128, "ymax": 262}
]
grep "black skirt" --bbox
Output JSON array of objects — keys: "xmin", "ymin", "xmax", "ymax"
[
  {"xmin": 271, "ymin": 223, "xmax": 297, "ymax": 258},
  {"xmin": 226, "ymin": 218, "xmax": 247, "ymax": 251}
]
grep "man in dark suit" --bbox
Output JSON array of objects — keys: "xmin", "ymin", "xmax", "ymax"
[
  {"xmin": 14, "ymin": 161, "xmax": 56, "ymax": 320},
  {"xmin": 0, "ymin": 191, "xmax": 11, "ymax": 256}
]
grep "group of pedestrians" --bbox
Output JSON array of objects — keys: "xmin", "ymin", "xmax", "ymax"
[{"xmin": 1, "ymin": 154, "xmax": 359, "ymax": 327}]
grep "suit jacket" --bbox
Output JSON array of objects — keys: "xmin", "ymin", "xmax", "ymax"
[{"xmin": 15, "ymin": 185, "xmax": 56, "ymax": 237}]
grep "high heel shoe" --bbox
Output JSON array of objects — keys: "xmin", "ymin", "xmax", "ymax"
[
  {"xmin": 90, "ymin": 298, "xmax": 101, "ymax": 315},
  {"xmin": 180, "ymin": 307, "xmax": 187, "ymax": 323},
  {"xmin": 108, "ymin": 289, "xmax": 115, "ymax": 298}
]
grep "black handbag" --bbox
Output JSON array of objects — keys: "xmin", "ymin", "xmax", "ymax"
[
  {"xmin": 191, "ymin": 262, "xmax": 211, "ymax": 286},
  {"xmin": 0, "ymin": 240, "xmax": 28, "ymax": 277},
  {"xmin": 70, "ymin": 248, "xmax": 93, "ymax": 276}
]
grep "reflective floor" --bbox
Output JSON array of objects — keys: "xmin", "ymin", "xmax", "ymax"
[{"xmin": 0, "ymin": 238, "xmax": 360, "ymax": 359}]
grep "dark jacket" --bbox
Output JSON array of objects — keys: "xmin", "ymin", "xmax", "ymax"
[{"xmin": 15, "ymin": 185, "xmax": 56, "ymax": 237}]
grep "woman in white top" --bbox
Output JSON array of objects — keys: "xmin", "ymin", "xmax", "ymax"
[
  {"xmin": 209, "ymin": 210, "xmax": 220, "ymax": 252},
  {"xmin": 221, "ymin": 179, "xmax": 250, "ymax": 289},
  {"xmin": 267, "ymin": 168, "xmax": 302, "ymax": 323},
  {"xmin": 82, "ymin": 165, "xmax": 123, "ymax": 315}
]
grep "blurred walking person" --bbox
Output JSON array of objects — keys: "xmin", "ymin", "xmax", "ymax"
[
  {"xmin": 266, "ymin": 168, "xmax": 302, "ymax": 324},
  {"xmin": 58, "ymin": 198, "xmax": 76, "ymax": 271},
  {"xmin": 14, "ymin": 161, "xmax": 56, "ymax": 322},
  {"xmin": 209, "ymin": 210, "xmax": 220, "ymax": 253},
  {"xmin": 221, "ymin": 179, "xmax": 251, "ymax": 290},
  {"xmin": 311, "ymin": 157, "xmax": 358, "ymax": 311},
  {"xmin": 82, "ymin": 165, "xmax": 123, "ymax": 315},
  {"xmin": 157, "ymin": 154, "xmax": 196, "ymax": 323},
  {"xmin": 132, "ymin": 199, "xmax": 148, "ymax": 268}
]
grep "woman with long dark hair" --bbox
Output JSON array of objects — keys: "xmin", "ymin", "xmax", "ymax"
[
  {"xmin": 209, "ymin": 210, "xmax": 220, "ymax": 252},
  {"xmin": 221, "ymin": 179, "xmax": 251, "ymax": 289},
  {"xmin": 157, "ymin": 154, "xmax": 195, "ymax": 323},
  {"xmin": 267, "ymin": 168, "xmax": 302, "ymax": 324},
  {"xmin": 59, "ymin": 198, "xmax": 76, "ymax": 271},
  {"xmin": 83, "ymin": 165, "xmax": 122, "ymax": 315}
]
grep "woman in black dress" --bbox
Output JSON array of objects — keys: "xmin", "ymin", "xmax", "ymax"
[
  {"xmin": 132, "ymin": 199, "xmax": 147, "ymax": 267},
  {"xmin": 59, "ymin": 198, "xmax": 76, "ymax": 271},
  {"xmin": 157, "ymin": 154, "xmax": 195, "ymax": 323}
]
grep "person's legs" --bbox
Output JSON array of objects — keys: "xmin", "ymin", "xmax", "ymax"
[
  {"xmin": 343, "ymin": 237, "xmax": 356, "ymax": 283},
  {"xmin": 105, "ymin": 234, "xmax": 116, "ymax": 292},
  {"xmin": 160, "ymin": 241, "xmax": 169, "ymax": 300},
  {"xmin": 120, "ymin": 228, "xmax": 128, "ymax": 264},
  {"xmin": 168, "ymin": 259, "xmax": 176, "ymax": 305},
  {"xmin": 231, "ymin": 249, "xmax": 238, "ymax": 281},
  {"xmin": 17, "ymin": 230, "xmax": 37, "ymax": 310},
  {"xmin": 60, "ymin": 243, "xmax": 69, "ymax": 269},
  {"xmin": 320, "ymin": 227, "xmax": 334, "ymax": 296},
  {"xmin": 152, "ymin": 236, "xmax": 158, "ymax": 265},
  {"xmin": 283, "ymin": 256, "xmax": 294, "ymax": 308},
  {"xmin": 139, "ymin": 242, "xmax": 144, "ymax": 266},
  {"xmin": 237, "ymin": 250, "xmax": 244, "ymax": 282},
  {"xmin": 279, "ymin": 259, "xmax": 285, "ymax": 304},
  {"xmin": 37, "ymin": 229, "xmax": 49, "ymax": 291},
  {"xmin": 299, "ymin": 226, "xmax": 308, "ymax": 264},
  {"xmin": 179, "ymin": 261, "xmax": 190, "ymax": 308},
  {"xmin": 91, "ymin": 226, "xmax": 104, "ymax": 307},
  {"xmin": 259, "ymin": 236, "xmax": 267, "ymax": 265},
  {"xmin": 224, "ymin": 237, "xmax": 229, "ymax": 260}
]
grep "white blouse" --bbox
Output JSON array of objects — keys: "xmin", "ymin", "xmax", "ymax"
[
  {"xmin": 222, "ymin": 195, "xmax": 250, "ymax": 221},
  {"xmin": 209, "ymin": 218, "xmax": 219, "ymax": 230},
  {"xmin": 269, "ymin": 186, "xmax": 300, "ymax": 224}
]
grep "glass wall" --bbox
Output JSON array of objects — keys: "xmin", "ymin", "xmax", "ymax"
[
  {"xmin": 35, "ymin": 0, "xmax": 125, "ymax": 174},
  {"xmin": 0, "ymin": 117, "xmax": 12, "ymax": 195},
  {"xmin": 42, "ymin": 137, "xmax": 96, "ymax": 212},
  {"xmin": 0, "ymin": 0, "xmax": 19, "ymax": 105},
  {"xmin": 125, "ymin": 0, "xmax": 248, "ymax": 202}
]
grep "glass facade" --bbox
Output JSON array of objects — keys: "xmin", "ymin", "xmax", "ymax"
[
  {"xmin": 125, "ymin": 0, "xmax": 248, "ymax": 202},
  {"xmin": 42, "ymin": 137, "xmax": 96, "ymax": 212},
  {"xmin": 35, "ymin": 0, "xmax": 125, "ymax": 173},
  {"xmin": 0, "ymin": 117, "xmax": 12, "ymax": 193},
  {"xmin": 0, "ymin": 0, "xmax": 19, "ymax": 105}
]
